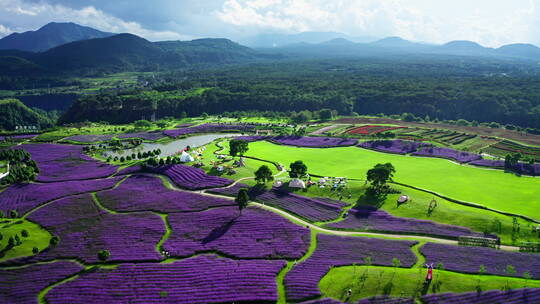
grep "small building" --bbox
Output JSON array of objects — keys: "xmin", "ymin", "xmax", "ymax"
[
  {"xmin": 289, "ymin": 178, "xmax": 306, "ymax": 189},
  {"xmin": 180, "ymin": 151, "xmax": 195, "ymax": 163}
]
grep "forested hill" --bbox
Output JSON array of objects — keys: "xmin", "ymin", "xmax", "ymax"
[
  {"xmin": 60, "ymin": 57, "xmax": 540, "ymax": 129},
  {"xmin": 0, "ymin": 99, "xmax": 55, "ymax": 130}
]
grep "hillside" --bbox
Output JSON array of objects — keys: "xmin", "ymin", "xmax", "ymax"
[
  {"xmin": 0, "ymin": 98, "xmax": 54, "ymax": 130},
  {"xmin": 0, "ymin": 22, "xmax": 114, "ymax": 52}
]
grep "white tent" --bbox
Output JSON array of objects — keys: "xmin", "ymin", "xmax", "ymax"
[
  {"xmin": 289, "ymin": 178, "xmax": 306, "ymax": 189},
  {"xmin": 398, "ymin": 195, "xmax": 409, "ymax": 204},
  {"xmin": 180, "ymin": 151, "xmax": 195, "ymax": 163},
  {"xmin": 273, "ymin": 180, "xmax": 283, "ymax": 187}
]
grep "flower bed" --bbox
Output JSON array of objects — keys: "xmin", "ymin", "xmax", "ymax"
[
  {"xmin": 16, "ymin": 194, "xmax": 165, "ymax": 264},
  {"xmin": 421, "ymin": 243, "xmax": 540, "ymax": 278},
  {"xmin": 358, "ymin": 140, "xmax": 429, "ymax": 155},
  {"xmin": 0, "ymin": 261, "xmax": 83, "ymax": 304},
  {"xmin": 0, "ymin": 134, "xmax": 38, "ymax": 141},
  {"xmin": 422, "ymin": 288, "xmax": 540, "ymax": 304},
  {"xmin": 46, "ymin": 255, "xmax": 285, "ymax": 304},
  {"xmin": 348, "ymin": 125, "xmax": 406, "ymax": 135},
  {"xmin": 284, "ymin": 234, "xmax": 417, "ymax": 301},
  {"xmin": 97, "ymin": 175, "xmax": 235, "ymax": 213},
  {"xmin": 469, "ymin": 159, "xmax": 539, "ymax": 176},
  {"xmin": 17, "ymin": 144, "xmax": 117, "ymax": 182},
  {"xmin": 469, "ymin": 159, "xmax": 506, "ymax": 168},
  {"xmin": 270, "ymin": 136, "xmax": 358, "ymax": 147},
  {"xmin": 163, "ymin": 206, "xmax": 310, "ymax": 259},
  {"xmin": 63, "ymin": 134, "xmax": 114, "ymax": 143},
  {"xmin": 117, "ymin": 131, "xmax": 166, "ymax": 141},
  {"xmin": 164, "ymin": 123, "xmax": 256, "ymax": 138},
  {"xmin": 412, "ymin": 146, "xmax": 481, "ymax": 163},
  {"xmin": 325, "ymin": 205, "xmax": 489, "ymax": 239},
  {"xmin": 0, "ymin": 177, "xmax": 123, "ymax": 215},
  {"xmin": 208, "ymin": 184, "xmax": 347, "ymax": 222},
  {"xmin": 149, "ymin": 164, "xmax": 234, "ymax": 190},
  {"xmin": 234, "ymin": 135, "xmax": 271, "ymax": 142}
]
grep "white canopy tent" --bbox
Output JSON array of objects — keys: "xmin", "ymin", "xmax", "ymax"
[
  {"xmin": 289, "ymin": 178, "xmax": 306, "ymax": 189},
  {"xmin": 180, "ymin": 151, "xmax": 195, "ymax": 163}
]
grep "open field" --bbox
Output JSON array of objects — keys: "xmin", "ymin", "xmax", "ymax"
[{"xmin": 246, "ymin": 141, "xmax": 540, "ymax": 220}]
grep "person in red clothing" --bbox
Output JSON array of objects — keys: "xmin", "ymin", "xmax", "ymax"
[{"xmin": 425, "ymin": 263, "xmax": 434, "ymax": 282}]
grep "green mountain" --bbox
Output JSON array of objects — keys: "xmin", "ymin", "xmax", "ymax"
[
  {"xmin": 0, "ymin": 99, "xmax": 54, "ymax": 131},
  {"xmin": 0, "ymin": 22, "xmax": 114, "ymax": 52}
]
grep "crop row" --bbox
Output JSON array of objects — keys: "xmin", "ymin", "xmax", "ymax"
[
  {"xmin": 347, "ymin": 125, "xmax": 406, "ymax": 135},
  {"xmin": 164, "ymin": 123, "xmax": 256, "ymax": 138},
  {"xmin": 149, "ymin": 164, "xmax": 234, "ymax": 190},
  {"xmin": 97, "ymin": 175, "xmax": 235, "ymax": 213},
  {"xmin": 421, "ymin": 243, "xmax": 540, "ymax": 279},
  {"xmin": 469, "ymin": 159, "xmax": 540, "ymax": 176},
  {"xmin": 208, "ymin": 184, "xmax": 347, "ymax": 222},
  {"xmin": 163, "ymin": 206, "xmax": 310, "ymax": 259},
  {"xmin": 422, "ymin": 288, "xmax": 540, "ymax": 304},
  {"xmin": 284, "ymin": 234, "xmax": 417, "ymax": 301},
  {"xmin": 17, "ymin": 143, "xmax": 118, "ymax": 182},
  {"xmin": 0, "ymin": 261, "xmax": 84, "ymax": 304},
  {"xmin": 117, "ymin": 131, "xmax": 166, "ymax": 141},
  {"xmin": 63, "ymin": 134, "xmax": 114, "ymax": 143},
  {"xmin": 326, "ymin": 205, "xmax": 491, "ymax": 239},
  {"xmin": 270, "ymin": 136, "xmax": 358, "ymax": 147},
  {"xmin": 0, "ymin": 176, "xmax": 123, "ymax": 215},
  {"xmin": 4, "ymin": 194, "xmax": 165, "ymax": 265},
  {"xmin": 412, "ymin": 146, "xmax": 481, "ymax": 163},
  {"xmin": 358, "ymin": 140, "xmax": 429, "ymax": 155},
  {"xmin": 46, "ymin": 255, "xmax": 285, "ymax": 304}
]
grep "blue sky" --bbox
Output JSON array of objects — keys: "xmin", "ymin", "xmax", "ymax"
[{"xmin": 0, "ymin": 0, "xmax": 538, "ymax": 47}]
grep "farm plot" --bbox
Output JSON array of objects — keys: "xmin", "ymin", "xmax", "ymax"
[
  {"xmin": 358, "ymin": 140, "xmax": 429, "ymax": 155},
  {"xmin": 117, "ymin": 131, "xmax": 166, "ymax": 141},
  {"xmin": 163, "ymin": 206, "xmax": 310, "ymax": 259},
  {"xmin": 0, "ymin": 177, "xmax": 123, "ymax": 215},
  {"xmin": 0, "ymin": 261, "xmax": 83, "ymax": 304},
  {"xmin": 284, "ymin": 234, "xmax": 417, "ymax": 301},
  {"xmin": 17, "ymin": 144, "xmax": 117, "ymax": 182},
  {"xmin": 422, "ymin": 289, "xmax": 540, "ymax": 304},
  {"xmin": 421, "ymin": 243, "xmax": 540, "ymax": 279},
  {"xmin": 14, "ymin": 194, "xmax": 165, "ymax": 264},
  {"xmin": 325, "ymin": 205, "xmax": 490, "ymax": 239},
  {"xmin": 347, "ymin": 125, "xmax": 406, "ymax": 135},
  {"xmin": 149, "ymin": 164, "xmax": 234, "ymax": 190},
  {"xmin": 46, "ymin": 255, "xmax": 285, "ymax": 304},
  {"xmin": 208, "ymin": 183, "xmax": 347, "ymax": 222},
  {"xmin": 63, "ymin": 134, "xmax": 113, "ymax": 143},
  {"xmin": 97, "ymin": 175, "xmax": 235, "ymax": 213},
  {"xmin": 488, "ymin": 140, "xmax": 540, "ymax": 161},
  {"xmin": 164, "ymin": 123, "xmax": 256, "ymax": 138},
  {"xmin": 246, "ymin": 141, "xmax": 540, "ymax": 220},
  {"xmin": 270, "ymin": 136, "xmax": 358, "ymax": 147}
]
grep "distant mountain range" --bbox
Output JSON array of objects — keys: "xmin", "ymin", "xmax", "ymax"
[
  {"xmin": 0, "ymin": 22, "xmax": 114, "ymax": 52},
  {"xmin": 240, "ymin": 31, "xmax": 376, "ymax": 48},
  {"xmin": 1, "ymin": 22, "xmax": 540, "ymax": 76}
]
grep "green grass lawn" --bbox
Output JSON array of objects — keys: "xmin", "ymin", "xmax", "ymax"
[
  {"xmin": 0, "ymin": 218, "xmax": 52, "ymax": 262},
  {"xmin": 245, "ymin": 142, "xmax": 540, "ymax": 220},
  {"xmin": 320, "ymin": 265, "xmax": 540, "ymax": 302}
]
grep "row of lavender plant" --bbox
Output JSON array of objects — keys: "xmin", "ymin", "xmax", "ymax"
[
  {"xmin": 284, "ymin": 234, "xmax": 417, "ymax": 301},
  {"xmin": 10, "ymin": 194, "xmax": 165, "ymax": 265},
  {"xmin": 163, "ymin": 206, "xmax": 310, "ymax": 259},
  {"xmin": 46, "ymin": 255, "xmax": 285, "ymax": 304},
  {"xmin": 325, "ymin": 205, "xmax": 491, "ymax": 239},
  {"xmin": 164, "ymin": 123, "xmax": 256, "ymax": 138},
  {"xmin": 412, "ymin": 146, "xmax": 482, "ymax": 163},
  {"xmin": 207, "ymin": 184, "xmax": 347, "ymax": 222},
  {"xmin": 97, "ymin": 175, "xmax": 235, "ymax": 213},
  {"xmin": 0, "ymin": 177, "xmax": 123, "ymax": 215},
  {"xmin": 271, "ymin": 136, "xmax": 358, "ymax": 147},
  {"xmin": 0, "ymin": 261, "xmax": 84, "ymax": 304},
  {"xmin": 358, "ymin": 140, "xmax": 429, "ymax": 155},
  {"xmin": 17, "ymin": 143, "xmax": 117, "ymax": 182},
  {"xmin": 421, "ymin": 243, "xmax": 540, "ymax": 279},
  {"xmin": 117, "ymin": 131, "xmax": 166, "ymax": 141},
  {"xmin": 63, "ymin": 134, "xmax": 114, "ymax": 143},
  {"xmin": 422, "ymin": 288, "xmax": 540, "ymax": 304},
  {"xmin": 149, "ymin": 164, "xmax": 234, "ymax": 190}
]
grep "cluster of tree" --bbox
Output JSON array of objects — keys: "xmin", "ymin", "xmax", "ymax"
[
  {"xmin": 0, "ymin": 98, "xmax": 55, "ymax": 131},
  {"xmin": 365, "ymin": 163, "xmax": 396, "ymax": 198},
  {"xmin": 106, "ymin": 148, "xmax": 162, "ymax": 163},
  {"xmin": 0, "ymin": 149, "xmax": 38, "ymax": 185},
  {"xmin": 229, "ymin": 140, "xmax": 249, "ymax": 157}
]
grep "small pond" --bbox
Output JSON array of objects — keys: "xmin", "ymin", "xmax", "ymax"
[{"xmin": 103, "ymin": 133, "xmax": 240, "ymax": 158}]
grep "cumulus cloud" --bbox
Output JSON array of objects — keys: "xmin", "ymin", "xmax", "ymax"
[{"xmin": 0, "ymin": 0, "xmax": 191, "ymax": 41}]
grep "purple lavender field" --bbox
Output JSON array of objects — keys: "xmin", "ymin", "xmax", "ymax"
[
  {"xmin": 208, "ymin": 183, "xmax": 347, "ymax": 222},
  {"xmin": 18, "ymin": 143, "xmax": 117, "ymax": 182},
  {"xmin": 421, "ymin": 288, "xmax": 540, "ymax": 304},
  {"xmin": 21, "ymin": 194, "xmax": 165, "ymax": 264},
  {"xmin": 0, "ymin": 176, "xmax": 123, "ymax": 214},
  {"xmin": 412, "ymin": 146, "xmax": 481, "ymax": 163},
  {"xmin": 271, "ymin": 135, "xmax": 358, "ymax": 147},
  {"xmin": 358, "ymin": 140, "xmax": 429, "ymax": 155},
  {"xmin": 97, "ymin": 175, "xmax": 235, "ymax": 213},
  {"xmin": 46, "ymin": 255, "xmax": 285, "ymax": 304},
  {"xmin": 163, "ymin": 206, "xmax": 310, "ymax": 259},
  {"xmin": 149, "ymin": 164, "xmax": 234, "ymax": 190},
  {"xmin": 164, "ymin": 123, "xmax": 256, "ymax": 138},
  {"xmin": 421, "ymin": 243, "xmax": 540, "ymax": 278},
  {"xmin": 284, "ymin": 234, "xmax": 417, "ymax": 301},
  {"xmin": 235, "ymin": 135, "xmax": 271, "ymax": 142},
  {"xmin": 326, "ymin": 205, "xmax": 487, "ymax": 239},
  {"xmin": 0, "ymin": 261, "xmax": 83, "ymax": 304}
]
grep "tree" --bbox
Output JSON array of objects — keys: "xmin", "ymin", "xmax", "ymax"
[
  {"xmin": 236, "ymin": 188, "xmax": 249, "ymax": 214},
  {"xmin": 319, "ymin": 109, "xmax": 333, "ymax": 121},
  {"xmin": 98, "ymin": 250, "xmax": 110, "ymax": 261},
  {"xmin": 134, "ymin": 120, "xmax": 153, "ymax": 129},
  {"xmin": 50, "ymin": 236, "xmax": 60, "ymax": 246},
  {"xmin": 366, "ymin": 163, "xmax": 396, "ymax": 195},
  {"xmin": 229, "ymin": 140, "xmax": 249, "ymax": 157},
  {"xmin": 289, "ymin": 160, "xmax": 308, "ymax": 178},
  {"xmin": 504, "ymin": 153, "xmax": 522, "ymax": 171},
  {"xmin": 255, "ymin": 165, "xmax": 274, "ymax": 184},
  {"xmin": 21, "ymin": 229, "xmax": 29, "ymax": 237}
]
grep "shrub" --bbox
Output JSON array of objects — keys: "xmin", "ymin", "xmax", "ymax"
[
  {"xmin": 98, "ymin": 250, "xmax": 110, "ymax": 261},
  {"xmin": 21, "ymin": 229, "xmax": 29, "ymax": 237}
]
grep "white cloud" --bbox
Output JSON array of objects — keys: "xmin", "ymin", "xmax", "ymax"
[
  {"xmin": 0, "ymin": 24, "xmax": 12, "ymax": 37},
  {"xmin": 0, "ymin": 0, "xmax": 191, "ymax": 41}
]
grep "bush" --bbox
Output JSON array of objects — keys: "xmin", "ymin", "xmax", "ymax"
[
  {"xmin": 98, "ymin": 249, "xmax": 110, "ymax": 261},
  {"xmin": 50, "ymin": 236, "xmax": 60, "ymax": 246},
  {"xmin": 21, "ymin": 229, "xmax": 29, "ymax": 237},
  {"xmin": 9, "ymin": 210, "xmax": 18, "ymax": 218},
  {"xmin": 32, "ymin": 247, "xmax": 39, "ymax": 254}
]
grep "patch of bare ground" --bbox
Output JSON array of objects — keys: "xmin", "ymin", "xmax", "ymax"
[{"xmin": 334, "ymin": 117, "xmax": 540, "ymax": 146}]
